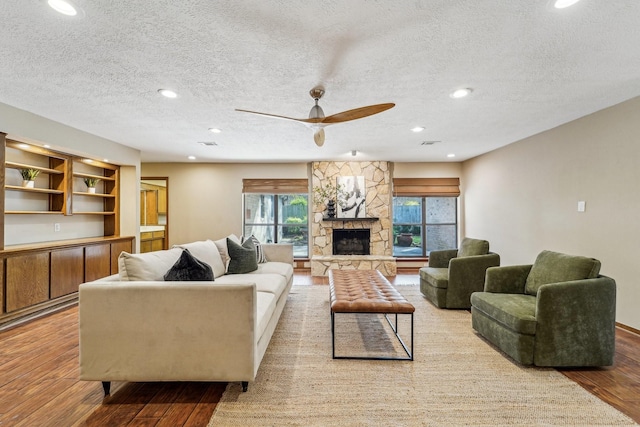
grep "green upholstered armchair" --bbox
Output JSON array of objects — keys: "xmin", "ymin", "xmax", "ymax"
[
  {"xmin": 419, "ymin": 238, "xmax": 500, "ymax": 309},
  {"xmin": 470, "ymin": 250, "xmax": 616, "ymax": 367}
]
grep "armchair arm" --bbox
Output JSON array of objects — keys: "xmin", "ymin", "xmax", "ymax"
[
  {"xmin": 262, "ymin": 243, "xmax": 294, "ymax": 265},
  {"xmin": 428, "ymin": 249, "xmax": 458, "ymax": 268},
  {"xmin": 483, "ymin": 264, "xmax": 532, "ymax": 293},
  {"xmin": 446, "ymin": 253, "xmax": 501, "ymax": 308},
  {"xmin": 534, "ymin": 276, "xmax": 616, "ymax": 366}
]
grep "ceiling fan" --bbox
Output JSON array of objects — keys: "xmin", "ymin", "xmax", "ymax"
[{"xmin": 236, "ymin": 88, "xmax": 395, "ymax": 147}]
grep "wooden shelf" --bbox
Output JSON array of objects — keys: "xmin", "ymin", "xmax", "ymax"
[
  {"xmin": 5, "ymin": 161, "xmax": 64, "ymax": 175},
  {"xmin": 5, "ymin": 185, "xmax": 64, "ymax": 194},
  {"xmin": 72, "ymin": 192, "xmax": 116, "ymax": 198},
  {"xmin": 72, "ymin": 211, "xmax": 116, "ymax": 215},
  {"xmin": 73, "ymin": 172, "xmax": 116, "ymax": 181},
  {"xmin": 5, "ymin": 211, "xmax": 64, "ymax": 215}
]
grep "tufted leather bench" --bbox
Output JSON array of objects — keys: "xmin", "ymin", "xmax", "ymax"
[{"xmin": 329, "ymin": 269, "xmax": 414, "ymax": 360}]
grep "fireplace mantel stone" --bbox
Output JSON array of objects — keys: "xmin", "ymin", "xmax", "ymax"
[{"xmin": 311, "ymin": 255, "xmax": 397, "ymax": 277}]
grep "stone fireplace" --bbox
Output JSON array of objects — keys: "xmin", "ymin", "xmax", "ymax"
[
  {"xmin": 310, "ymin": 161, "xmax": 396, "ymax": 276},
  {"xmin": 333, "ymin": 229, "xmax": 370, "ymax": 255}
]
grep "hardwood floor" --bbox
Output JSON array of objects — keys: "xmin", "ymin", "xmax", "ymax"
[{"xmin": 0, "ymin": 272, "xmax": 638, "ymax": 426}]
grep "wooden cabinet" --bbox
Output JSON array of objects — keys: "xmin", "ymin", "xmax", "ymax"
[
  {"xmin": 6, "ymin": 253, "xmax": 50, "ymax": 312},
  {"xmin": 50, "ymin": 247, "xmax": 85, "ymax": 298},
  {"xmin": 0, "ymin": 236, "xmax": 134, "ymax": 328}
]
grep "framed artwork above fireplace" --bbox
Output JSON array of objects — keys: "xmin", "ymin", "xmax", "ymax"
[{"xmin": 337, "ymin": 175, "xmax": 366, "ymax": 218}]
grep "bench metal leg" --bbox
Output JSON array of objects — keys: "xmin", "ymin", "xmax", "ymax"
[{"xmin": 332, "ymin": 311, "xmax": 413, "ymax": 361}]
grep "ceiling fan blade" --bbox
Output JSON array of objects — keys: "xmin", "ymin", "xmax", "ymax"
[
  {"xmin": 321, "ymin": 103, "xmax": 395, "ymax": 124},
  {"xmin": 235, "ymin": 109, "xmax": 323, "ymax": 124},
  {"xmin": 314, "ymin": 128, "xmax": 325, "ymax": 147}
]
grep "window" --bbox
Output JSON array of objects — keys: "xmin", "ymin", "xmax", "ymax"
[
  {"xmin": 392, "ymin": 178, "xmax": 460, "ymax": 257},
  {"xmin": 242, "ymin": 179, "xmax": 309, "ymax": 258}
]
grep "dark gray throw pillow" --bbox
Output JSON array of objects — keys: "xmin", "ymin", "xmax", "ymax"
[
  {"xmin": 164, "ymin": 248, "xmax": 214, "ymax": 281},
  {"xmin": 227, "ymin": 237, "xmax": 258, "ymax": 274}
]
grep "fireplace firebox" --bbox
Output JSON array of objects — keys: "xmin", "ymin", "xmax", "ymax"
[{"xmin": 333, "ymin": 229, "xmax": 370, "ymax": 255}]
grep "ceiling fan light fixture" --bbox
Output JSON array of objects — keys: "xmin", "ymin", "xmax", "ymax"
[{"xmin": 450, "ymin": 88, "xmax": 473, "ymax": 99}]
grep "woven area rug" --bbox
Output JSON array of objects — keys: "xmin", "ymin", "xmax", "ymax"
[{"xmin": 209, "ymin": 285, "xmax": 637, "ymax": 426}]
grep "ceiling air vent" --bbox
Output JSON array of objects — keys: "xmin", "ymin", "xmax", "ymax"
[
  {"xmin": 421, "ymin": 140, "xmax": 441, "ymax": 146},
  {"xmin": 198, "ymin": 141, "xmax": 218, "ymax": 146}
]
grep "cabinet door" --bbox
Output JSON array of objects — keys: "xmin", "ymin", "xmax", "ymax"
[
  {"xmin": 0, "ymin": 261, "xmax": 4, "ymax": 315},
  {"xmin": 50, "ymin": 248, "xmax": 84, "ymax": 298},
  {"xmin": 111, "ymin": 240, "xmax": 133, "ymax": 274},
  {"xmin": 6, "ymin": 253, "xmax": 49, "ymax": 312},
  {"xmin": 85, "ymin": 243, "xmax": 111, "ymax": 282}
]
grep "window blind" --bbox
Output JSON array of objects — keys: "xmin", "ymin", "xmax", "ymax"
[
  {"xmin": 242, "ymin": 179, "xmax": 309, "ymax": 194},
  {"xmin": 392, "ymin": 178, "xmax": 460, "ymax": 197}
]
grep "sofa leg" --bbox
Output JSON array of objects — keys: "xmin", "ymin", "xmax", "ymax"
[
  {"xmin": 241, "ymin": 381, "xmax": 248, "ymax": 392},
  {"xmin": 102, "ymin": 381, "xmax": 111, "ymax": 396}
]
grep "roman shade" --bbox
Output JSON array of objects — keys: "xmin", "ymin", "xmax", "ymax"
[
  {"xmin": 242, "ymin": 179, "xmax": 309, "ymax": 194},
  {"xmin": 392, "ymin": 178, "xmax": 460, "ymax": 197}
]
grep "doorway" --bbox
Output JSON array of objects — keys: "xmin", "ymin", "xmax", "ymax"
[{"xmin": 140, "ymin": 177, "xmax": 169, "ymax": 253}]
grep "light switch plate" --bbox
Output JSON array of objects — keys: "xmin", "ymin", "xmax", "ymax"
[{"xmin": 577, "ymin": 201, "xmax": 586, "ymax": 212}]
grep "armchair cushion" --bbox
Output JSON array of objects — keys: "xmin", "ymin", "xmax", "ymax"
[
  {"xmin": 419, "ymin": 267, "xmax": 449, "ymax": 289},
  {"xmin": 457, "ymin": 238, "xmax": 489, "ymax": 258},
  {"xmin": 470, "ymin": 292, "xmax": 537, "ymax": 335},
  {"xmin": 524, "ymin": 250, "xmax": 601, "ymax": 296}
]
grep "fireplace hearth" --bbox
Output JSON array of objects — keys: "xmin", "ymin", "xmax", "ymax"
[{"xmin": 333, "ymin": 229, "xmax": 370, "ymax": 255}]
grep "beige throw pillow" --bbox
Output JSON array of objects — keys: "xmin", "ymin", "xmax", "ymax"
[{"xmin": 118, "ymin": 248, "xmax": 183, "ymax": 281}]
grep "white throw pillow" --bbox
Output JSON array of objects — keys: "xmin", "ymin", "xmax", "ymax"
[
  {"xmin": 118, "ymin": 248, "xmax": 182, "ymax": 281},
  {"xmin": 173, "ymin": 240, "xmax": 226, "ymax": 279},
  {"xmin": 214, "ymin": 234, "xmax": 241, "ymax": 270}
]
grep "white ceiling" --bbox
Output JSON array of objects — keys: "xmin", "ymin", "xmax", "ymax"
[{"xmin": 1, "ymin": 1, "xmax": 639, "ymax": 163}]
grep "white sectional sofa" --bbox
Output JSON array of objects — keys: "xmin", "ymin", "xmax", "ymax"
[{"xmin": 79, "ymin": 238, "xmax": 294, "ymax": 394}]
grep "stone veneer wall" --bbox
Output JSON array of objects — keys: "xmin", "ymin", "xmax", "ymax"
[{"xmin": 310, "ymin": 161, "xmax": 396, "ymax": 276}]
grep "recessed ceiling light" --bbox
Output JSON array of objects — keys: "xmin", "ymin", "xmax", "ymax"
[
  {"xmin": 411, "ymin": 126, "xmax": 425, "ymax": 133},
  {"xmin": 450, "ymin": 88, "xmax": 473, "ymax": 99},
  {"xmin": 43, "ymin": 144, "xmax": 51, "ymax": 148},
  {"xmin": 18, "ymin": 143, "xmax": 29, "ymax": 149},
  {"xmin": 553, "ymin": 0, "xmax": 581, "ymax": 8},
  {"xmin": 208, "ymin": 128, "xmax": 221, "ymax": 133},
  {"xmin": 188, "ymin": 155, "xmax": 196, "ymax": 160},
  {"xmin": 103, "ymin": 159, "xmax": 109, "ymax": 162},
  {"xmin": 158, "ymin": 89, "xmax": 177, "ymax": 99},
  {"xmin": 447, "ymin": 153, "xmax": 456, "ymax": 158},
  {"xmin": 48, "ymin": 0, "xmax": 77, "ymax": 16},
  {"xmin": 85, "ymin": 159, "xmax": 94, "ymax": 163}
]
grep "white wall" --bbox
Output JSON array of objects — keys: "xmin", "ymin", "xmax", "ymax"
[
  {"xmin": 1, "ymin": 102, "xmax": 141, "ymax": 245},
  {"xmin": 463, "ymin": 96, "xmax": 640, "ymax": 329},
  {"xmin": 141, "ymin": 163, "xmax": 308, "ymax": 246}
]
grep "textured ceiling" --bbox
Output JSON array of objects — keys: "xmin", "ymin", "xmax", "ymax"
[{"xmin": 1, "ymin": 1, "xmax": 639, "ymax": 163}]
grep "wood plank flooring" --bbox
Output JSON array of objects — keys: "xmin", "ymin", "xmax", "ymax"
[{"xmin": 0, "ymin": 272, "xmax": 638, "ymax": 426}]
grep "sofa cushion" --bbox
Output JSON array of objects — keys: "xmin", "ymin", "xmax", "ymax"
[
  {"xmin": 216, "ymin": 273, "xmax": 287, "ymax": 296},
  {"xmin": 256, "ymin": 291, "xmax": 278, "ymax": 339},
  {"xmin": 242, "ymin": 235, "xmax": 267, "ymax": 263},
  {"xmin": 173, "ymin": 240, "xmax": 226, "ymax": 278},
  {"xmin": 227, "ymin": 238, "xmax": 259, "ymax": 274},
  {"xmin": 214, "ymin": 234, "xmax": 241, "ymax": 269},
  {"xmin": 457, "ymin": 238, "xmax": 490, "ymax": 258},
  {"xmin": 164, "ymin": 249, "xmax": 214, "ymax": 281},
  {"xmin": 118, "ymin": 248, "xmax": 182, "ymax": 281},
  {"xmin": 419, "ymin": 267, "xmax": 449, "ymax": 289},
  {"xmin": 524, "ymin": 250, "xmax": 601, "ymax": 296},
  {"xmin": 250, "ymin": 262, "xmax": 294, "ymax": 284},
  {"xmin": 470, "ymin": 292, "xmax": 537, "ymax": 335}
]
